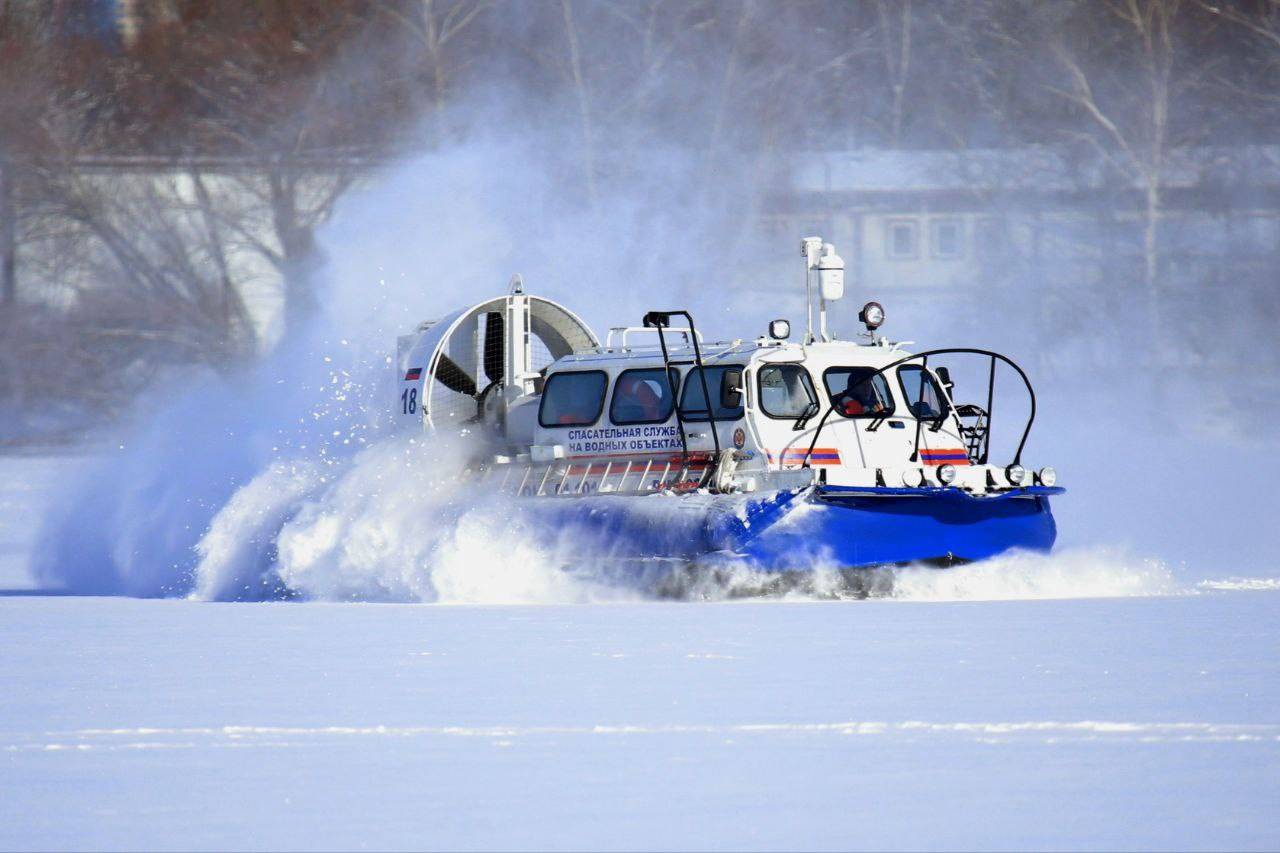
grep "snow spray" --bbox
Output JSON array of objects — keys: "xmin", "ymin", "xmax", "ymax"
[{"xmin": 28, "ymin": 108, "xmax": 1280, "ymax": 600}]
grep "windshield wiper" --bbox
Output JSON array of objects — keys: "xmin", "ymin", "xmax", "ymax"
[{"xmin": 793, "ymin": 400, "xmax": 820, "ymax": 431}]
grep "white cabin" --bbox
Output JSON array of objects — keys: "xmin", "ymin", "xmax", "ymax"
[{"xmin": 521, "ymin": 335, "xmax": 1012, "ymax": 495}]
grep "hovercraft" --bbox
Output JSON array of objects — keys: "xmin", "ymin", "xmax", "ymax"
[{"xmin": 394, "ymin": 237, "xmax": 1062, "ymax": 584}]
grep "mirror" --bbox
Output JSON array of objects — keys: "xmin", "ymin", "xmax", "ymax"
[
  {"xmin": 935, "ymin": 366, "xmax": 954, "ymax": 393},
  {"xmin": 720, "ymin": 368, "xmax": 743, "ymax": 410}
]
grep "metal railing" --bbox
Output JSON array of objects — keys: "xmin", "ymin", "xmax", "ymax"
[{"xmin": 484, "ymin": 455, "xmax": 714, "ymax": 497}]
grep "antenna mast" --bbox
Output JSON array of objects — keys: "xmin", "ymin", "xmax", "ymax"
[{"xmin": 801, "ymin": 237, "xmax": 822, "ymax": 343}]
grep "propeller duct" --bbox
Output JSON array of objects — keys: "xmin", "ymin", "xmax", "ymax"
[{"xmin": 404, "ymin": 293, "xmax": 598, "ymax": 427}]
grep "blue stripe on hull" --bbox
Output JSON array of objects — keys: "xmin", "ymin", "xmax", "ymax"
[{"xmin": 519, "ymin": 486, "xmax": 1061, "ymax": 572}]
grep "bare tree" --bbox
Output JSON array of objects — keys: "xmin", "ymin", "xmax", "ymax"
[
  {"xmin": 1197, "ymin": 0, "xmax": 1280, "ymax": 136},
  {"xmin": 875, "ymin": 0, "xmax": 914, "ymax": 148},
  {"xmin": 378, "ymin": 0, "xmax": 489, "ymax": 145},
  {"xmin": 1047, "ymin": 0, "xmax": 1219, "ymax": 344},
  {"xmin": 559, "ymin": 0, "xmax": 601, "ymax": 206},
  {"xmin": 1197, "ymin": 0, "xmax": 1280, "ymax": 48},
  {"xmin": 170, "ymin": 2, "xmax": 390, "ymax": 340},
  {"xmin": 1, "ymin": 160, "xmax": 14, "ymax": 308}
]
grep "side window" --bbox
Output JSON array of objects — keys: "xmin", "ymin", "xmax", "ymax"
[
  {"xmin": 538, "ymin": 371, "xmax": 607, "ymax": 427},
  {"xmin": 886, "ymin": 219, "xmax": 919, "ymax": 260},
  {"xmin": 610, "ymin": 368, "xmax": 679, "ymax": 426},
  {"xmin": 679, "ymin": 365, "xmax": 745, "ymax": 422},
  {"xmin": 897, "ymin": 365, "xmax": 948, "ymax": 420},
  {"xmin": 758, "ymin": 364, "xmax": 817, "ymax": 419},
  {"xmin": 824, "ymin": 367, "xmax": 895, "ymax": 418},
  {"xmin": 931, "ymin": 218, "xmax": 964, "ymax": 259}
]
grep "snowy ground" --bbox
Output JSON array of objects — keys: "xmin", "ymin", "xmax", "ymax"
[{"xmin": 2, "ymin": 454, "xmax": 1279, "ymax": 851}]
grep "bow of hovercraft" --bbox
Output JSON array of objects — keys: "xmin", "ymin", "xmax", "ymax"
[{"xmin": 719, "ymin": 484, "xmax": 1063, "ymax": 572}]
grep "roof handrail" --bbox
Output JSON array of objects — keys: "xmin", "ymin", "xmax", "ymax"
[{"xmin": 605, "ymin": 325, "xmax": 702, "ymax": 350}]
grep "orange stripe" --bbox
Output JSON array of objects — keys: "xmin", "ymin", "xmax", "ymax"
[
  {"xmin": 767, "ymin": 448, "xmax": 842, "ymax": 467},
  {"xmin": 770, "ymin": 447, "xmax": 840, "ymax": 455}
]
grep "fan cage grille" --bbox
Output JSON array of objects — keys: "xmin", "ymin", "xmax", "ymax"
[{"xmin": 423, "ymin": 300, "xmax": 594, "ymax": 427}]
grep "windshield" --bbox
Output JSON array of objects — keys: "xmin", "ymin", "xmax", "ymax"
[
  {"xmin": 824, "ymin": 367, "xmax": 895, "ymax": 418},
  {"xmin": 759, "ymin": 364, "xmax": 817, "ymax": 419},
  {"xmin": 897, "ymin": 365, "xmax": 949, "ymax": 420}
]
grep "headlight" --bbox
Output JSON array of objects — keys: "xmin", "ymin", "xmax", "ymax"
[
  {"xmin": 1037, "ymin": 466, "xmax": 1057, "ymax": 487},
  {"xmin": 902, "ymin": 468, "xmax": 925, "ymax": 488},
  {"xmin": 936, "ymin": 464, "xmax": 957, "ymax": 485},
  {"xmin": 858, "ymin": 301, "xmax": 885, "ymax": 330},
  {"xmin": 1005, "ymin": 464, "xmax": 1026, "ymax": 485}
]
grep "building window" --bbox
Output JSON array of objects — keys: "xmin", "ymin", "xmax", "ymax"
[
  {"xmin": 974, "ymin": 216, "xmax": 1006, "ymax": 260},
  {"xmin": 931, "ymin": 218, "xmax": 964, "ymax": 259},
  {"xmin": 886, "ymin": 219, "xmax": 918, "ymax": 260}
]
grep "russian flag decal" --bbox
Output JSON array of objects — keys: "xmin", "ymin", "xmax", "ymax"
[{"xmin": 404, "ymin": 367, "xmax": 423, "ymax": 381}]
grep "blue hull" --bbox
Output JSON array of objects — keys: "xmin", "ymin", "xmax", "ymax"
[
  {"xmin": 527, "ymin": 486, "xmax": 1062, "ymax": 572},
  {"xmin": 730, "ymin": 486, "xmax": 1060, "ymax": 569}
]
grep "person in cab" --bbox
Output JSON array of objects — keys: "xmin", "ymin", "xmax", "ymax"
[
  {"xmin": 837, "ymin": 373, "xmax": 887, "ymax": 416},
  {"xmin": 613, "ymin": 373, "xmax": 665, "ymax": 422}
]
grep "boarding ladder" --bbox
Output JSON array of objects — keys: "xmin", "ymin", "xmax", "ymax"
[{"xmin": 641, "ymin": 310, "xmax": 721, "ymax": 475}]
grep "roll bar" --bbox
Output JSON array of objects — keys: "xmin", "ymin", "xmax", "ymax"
[{"xmin": 801, "ymin": 348, "xmax": 1037, "ymax": 469}]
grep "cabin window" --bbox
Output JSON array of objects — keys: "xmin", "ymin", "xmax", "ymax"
[
  {"xmin": 824, "ymin": 367, "xmax": 895, "ymax": 418},
  {"xmin": 897, "ymin": 365, "xmax": 949, "ymax": 420},
  {"xmin": 679, "ymin": 365, "xmax": 746, "ymax": 422},
  {"xmin": 538, "ymin": 370, "xmax": 607, "ymax": 427},
  {"xmin": 758, "ymin": 364, "xmax": 817, "ymax": 419},
  {"xmin": 886, "ymin": 219, "xmax": 918, "ymax": 260},
  {"xmin": 931, "ymin": 218, "xmax": 964, "ymax": 259},
  {"xmin": 610, "ymin": 368, "xmax": 680, "ymax": 426}
]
